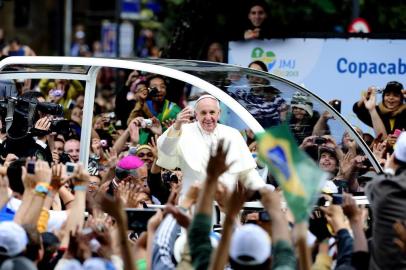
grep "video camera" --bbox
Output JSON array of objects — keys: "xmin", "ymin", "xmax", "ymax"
[{"xmin": 0, "ymin": 96, "xmax": 68, "ymax": 140}]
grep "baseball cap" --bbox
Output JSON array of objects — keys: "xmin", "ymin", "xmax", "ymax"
[
  {"xmin": 229, "ymin": 224, "xmax": 271, "ymax": 266},
  {"xmin": 383, "ymin": 81, "xmax": 403, "ymax": 96},
  {"xmin": 0, "ymin": 221, "xmax": 28, "ymax": 257},
  {"xmin": 394, "ymin": 132, "xmax": 406, "ymax": 162}
]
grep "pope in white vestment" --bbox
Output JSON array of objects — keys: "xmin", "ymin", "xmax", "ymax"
[{"xmin": 157, "ymin": 95, "xmax": 265, "ymax": 194}]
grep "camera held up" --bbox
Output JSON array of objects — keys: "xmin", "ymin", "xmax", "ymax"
[{"xmin": 0, "ymin": 96, "xmax": 66, "ymax": 140}]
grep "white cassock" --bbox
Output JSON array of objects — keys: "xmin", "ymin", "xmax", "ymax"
[{"xmin": 157, "ymin": 122, "xmax": 265, "ymax": 194}]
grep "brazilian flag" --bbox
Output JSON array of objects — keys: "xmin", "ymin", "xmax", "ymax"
[{"xmin": 256, "ymin": 124, "xmax": 327, "ymax": 223}]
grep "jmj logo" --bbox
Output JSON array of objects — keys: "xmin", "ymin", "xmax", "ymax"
[
  {"xmin": 250, "ymin": 47, "xmax": 298, "ymax": 78},
  {"xmin": 251, "ymin": 47, "xmax": 277, "ymax": 70}
]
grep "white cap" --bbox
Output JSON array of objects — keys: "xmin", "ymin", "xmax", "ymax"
[
  {"xmin": 394, "ymin": 132, "xmax": 406, "ymax": 162},
  {"xmin": 194, "ymin": 94, "xmax": 220, "ymax": 109},
  {"xmin": 0, "ymin": 221, "xmax": 28, "ymax": 257},
  {"xmin": 229, "ymin": 224, "xmax": 271, "ymax": 266},
  {"xmin": 173, "ymin": 232, "xmax": 220, "ymax": 263}
]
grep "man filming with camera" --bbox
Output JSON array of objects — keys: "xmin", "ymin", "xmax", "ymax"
[{"xmin": 0, "ymin": 91, "xmax": 67, "ymax": 163}]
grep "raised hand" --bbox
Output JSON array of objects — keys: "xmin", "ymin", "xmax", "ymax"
[
  {"xmin": 50, "ymin": 163, "xmax": 68, "ymax": 191},
  {"xmin": 225, "ymin": 181, "xmax": 250, "ymax": 218},
  {"xmin": 35, "ymin": 116, "xmax": 51, "ymax": 132},
  {"xmin": 342, "ymin": 193, "xmax": 363, "ymax": 223},
  {"xmin": 182, "ymin": 181, "xmax": 201, "ymax": 210},
  {"xmin": 125, "ymin": 70, "xmax": 139, "ymax": 87},
  {"xmin": 98, "ymin": 194, "xmax": 126, "ymax": 225},
  {"xmin": 70, "ymin": 163, "xmax": 90, "ymax": 187},
  {"xmin": 174, "ymin": 107, "xmax": 194, "ymax": 130},
  {"xmin": 299, "ymin": 135, "xmax": 317, "ymax": 149},
  {"xmin": 206, "ymin": 139, "xmax": 232, "ymax": 179},
  {"xmin": 214, "ymin": 182, "xmax": 229, "ymax": 212},
  {"xmin": 116, "ymin": 181, "xmax": 132, "ymax": 206},
  {"xmin": 127, "ymin": 188, "xmax": 146, "ymax": 208},
  {"xmin": 364, "ymin": 87, "xmax": 377, "ymax": 111},
  {"xmin": 103, "ymin": 147, "xmax": 118, "ymax": 169},
  {"xmin": 165, "ymin": 204, "xmax": 192, "ymax": 228},
  {"xmin": 91, "ymin": 138, "xmax": 102, "ymax": 155},
  {"xmin": 34, "ymin": 159, "xmax": 52, "ymax": 184},
  {"xmin": 148, "ymin": 117, "xmax": 162, "ymax": 135},
  {"xmin": 65, "ymin": 229, "xmax": 92, "ymax": 261},
  {"xmin": 3, "ymin": 154, "xmax": 18, "ymax": 168},
  {"xmin": 338, "ymin": 152, "xmax": 355, "ymax": 178},
  {"xmin": 128, "ymin": 119, "xmax": 140, "ymax": 145},
  {"xmin": 148, "ymin": 135, "xmax": 158, "ymax": 159},
  {"xmin": 321, "ymin": 205, "xmax": 347, "ymax": 233},
  {"xmin": 162, "ymin": 119, "xmax": 176, "ymax": 129},
  {"xmin": 259, "ymin": 187, "xmax": 282, "ymax": 215}
]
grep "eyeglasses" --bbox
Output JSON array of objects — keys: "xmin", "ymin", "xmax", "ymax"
[{"xmin": 137, "ymin": 152, "xmax": 154, "ymax": 158}]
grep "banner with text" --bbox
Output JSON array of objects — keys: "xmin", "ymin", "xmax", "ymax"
[{"xmin": 228, "ymin": 38, "xmax": 406, "ymax": 131}]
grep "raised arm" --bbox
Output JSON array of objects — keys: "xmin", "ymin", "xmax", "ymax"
[
  {"xmin": 99, "ymin": 194, "xmax": 136, "ymax": 270},
  {"xmin": 60, "ymin": 164, "xmax": 90, "ymax": 248},
  {"xmin": 14, "ymin": 160, "xmax": 52, "ymax": 226},
  {"xmin": 364, "ymin": 90, "xmax": 387, "ymax": 138},
  {"xmin": 189, "ymin": 140, "xmax": 231, "ymax": 270},
  {"xmin": 209, "ymin": 182, "xmax": 248, "ymax": 270}
]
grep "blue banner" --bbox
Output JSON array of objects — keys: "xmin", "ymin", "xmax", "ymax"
[{"xmin": 229, "ymin": 38, "xmax": 406, "ymax": 133}]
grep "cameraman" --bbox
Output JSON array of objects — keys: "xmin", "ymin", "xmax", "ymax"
[{"xmin": 0, "ymin": 91, "xmax": 56, "ymax": 163}]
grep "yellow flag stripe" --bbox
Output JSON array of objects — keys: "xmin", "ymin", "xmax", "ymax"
[{"xmin": 258, "ymin": 134, "xmax": 306, "ymax": 197}]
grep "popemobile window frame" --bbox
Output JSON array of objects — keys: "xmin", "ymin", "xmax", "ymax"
[{"xmin": 0, "ymin": 56, "xmax": 380, "ymax": 206}]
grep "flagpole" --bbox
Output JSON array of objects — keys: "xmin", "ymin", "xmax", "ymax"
[{"xmin": 295, "ymin": 222, "xmax": 311, "ymax": 270}]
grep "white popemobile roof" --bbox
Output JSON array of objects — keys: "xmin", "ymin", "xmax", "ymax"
[
  {"xmin": 0, "ymin": 56, "xmax": 264, "ymax": 170},
  {"xmin": 0, "ymin": 56, "xmax": 379, "ymax": 205}
]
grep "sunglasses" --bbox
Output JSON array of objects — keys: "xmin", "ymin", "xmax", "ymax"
[{"xmin": 137, "ymin": 152, "xmax": 154, "ymax": 158}]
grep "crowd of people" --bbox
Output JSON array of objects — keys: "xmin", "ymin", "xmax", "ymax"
[
  {"xmin": 0, "ymin": 60, "xmax": 404, "ymax": 270},
  {"xmin": 0, "ymin": 0, "xmax": 406, "ymax": 268}
]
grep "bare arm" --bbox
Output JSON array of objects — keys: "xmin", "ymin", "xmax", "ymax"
[
  {"xmin": 58, "ymin": 186, "xmax": 75, "ymax": 209},
  {"xmin": 342, "ymin": 194, "xmax": 368, "ymax": 252},
  {"xmin": 312, "ymin": 112, "xmax": 331, "ymax": 136},
  {"xmin": 195, "ymin": 140, "xmax": 230, "ymax": 216},
  {"xmin": 99, "ymin": 194, "xmax": 136, "ymax": 270},
  {"xmin": 0, "ymin": 175, "xmax": 9, "ymax": 210},
  {"xmin": 14, "ymin": 160, "xmax": 52, "ymax": 226},
  {"xmin": 364, "ymin": 90, "xmax": 387, "ymax": 138},
  {"xmin": 60, "ymin": 165, "xmax": 89, "ymax": 248},
  {"xmin": 260, "ymin": 188, "xmax": 291, "ymax": 243},
  {"xmin": 112, "ymin": 129, "xmax": 130, "ymax": 153},
  {"xmin": 209, "ymin": 183, "xmax": 247, "ymax": 270}
]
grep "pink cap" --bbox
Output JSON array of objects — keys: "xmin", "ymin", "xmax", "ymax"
[{"xmin": 117, "ymin": 155, "xmax": 144, "ymax": 170}]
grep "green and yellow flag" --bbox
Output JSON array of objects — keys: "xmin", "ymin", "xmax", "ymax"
[{"xmin": 256, "ymin": 124, "xmax": 327, "ymax": 223}]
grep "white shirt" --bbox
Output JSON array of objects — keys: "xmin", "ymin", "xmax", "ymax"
[
  {"xmin": 7, "ymin": 197, "xmax": 67, "ymax": 232},
  {"xmin": 157, "ymin": 122, "xmax": 265, "ymax": 193}
]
